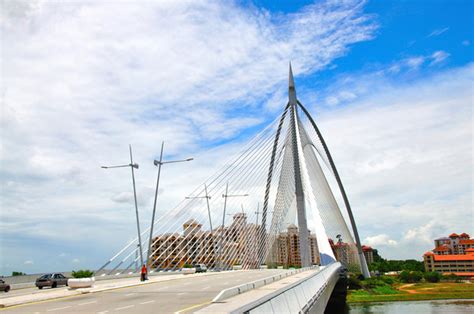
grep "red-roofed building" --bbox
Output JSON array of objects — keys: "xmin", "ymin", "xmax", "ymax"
[
  {"xmin": 361, "ymin": 245, "xmax": 374, "ymax": 264},
  {"xmin": 424, "ymin": 232, "xmax": 474, "ymax": 276},
  {"xmin": 432, "ymin": 233, "xmax": 474, "ymax": 255}
]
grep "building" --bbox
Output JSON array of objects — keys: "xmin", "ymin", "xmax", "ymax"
[
  {"xmin": 423, "ymin": 232, "xmax": 474, "ymax": 277},
  {"xmin": 149, "ymin": 214, "xmax": 262, "ymax": 270},
  {"xmin": 270, "ymin": 224, "xmax": 320, "ymax": 267},
  {"xmin": 362, "ymin": 245, "xmax": 374, "ymax": 265},
  {"xmin": 432, "ymin": 233, "xmax": 473, "ymax": 255}
]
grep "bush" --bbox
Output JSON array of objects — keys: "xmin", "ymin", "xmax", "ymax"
[
  {"xmin": 443, "ymin": 273, "xmax": 461, "ymax": 282},
  {"xmin": 12, "ymin": 271, "xmax": 26, "ymax": 276},
  {"xmin": 347, "ymin": 276, "xmax": 362, "ymax": 290},
  {"xmin": 424, "ymin": 271, "xmax": 442, "ymax": 283},
  {"xmin": 379, "ymin": 276, "xmax": 395, "ymax": 285},
  {"xmin": 399, "ymin": 270, "xmax": 423, "ymax": 283},
  {"xmin": 361, "ymin": 278, "xmax": 388, "ymax": 289},
  {"xmin": 72, "ymin": 270, "xmax": 94, "ymax": 278},
  {"xmin": 411, "ymin": 271, "xmax": 423, "ymax": 282},
  {"xmin": 182, "ymin": 264, "xmax": 193, "ymax": 268}
]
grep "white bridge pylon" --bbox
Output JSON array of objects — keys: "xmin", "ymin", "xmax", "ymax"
[{"xmin": 98, "ymin": 64, "xmax": 370, "ymax": 278}]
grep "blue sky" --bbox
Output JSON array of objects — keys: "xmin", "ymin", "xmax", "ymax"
[{"xmin": 0, "ymin": 0, "xmax": 472, "ymax": 275}]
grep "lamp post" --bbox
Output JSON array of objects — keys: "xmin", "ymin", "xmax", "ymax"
[
  {"xmin": 218, "ymin": 183, "xmax": 248, "ymax": 271},
  {"xmin": 146, "ymin": 141, "xmax": 193, "ymax": 268},
  {"xmin": 101, "ymin": 144, "xmax": 144, "ymax": 268},
  {"xmin": 185, "ymin": 184, "xmax": 213, "ymax": 232}
]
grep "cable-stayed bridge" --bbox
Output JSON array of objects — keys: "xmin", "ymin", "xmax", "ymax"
[{"xmin": 88, "ymin": 65, "xmax": 370, "ymax": 312}]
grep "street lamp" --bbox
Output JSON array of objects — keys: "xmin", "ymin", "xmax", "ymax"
[
  {"xmin": 185, "ymin": 184, "xmax": 213, "ymax": 232},
  {"xmin": 146, "ymin": 141, "xmax": 193, "ymax": 268},
  {"xmin": 218, "ymin": 183, "xmax": 248, "ymax": 271},
  {"xmin": 101, "ymin": 144, "xmax": 144, "ymax": 268}
]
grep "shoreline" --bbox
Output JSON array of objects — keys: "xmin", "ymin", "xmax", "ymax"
[
  {"xmin": 347, "ymin": 282, "xmax": 474, "ymax": 303},
  {"xmin": 347, "ymin": 295, "xmax": 474, "ymax": 303}
]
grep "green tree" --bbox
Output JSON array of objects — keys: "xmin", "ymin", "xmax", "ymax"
[
  {"xmin": 424, "ymin": 271, "xmax": 442, "ymax": 283},
  {"xmin": 12, "ymin": 271, "xmax": 26, "ymax": 276}
]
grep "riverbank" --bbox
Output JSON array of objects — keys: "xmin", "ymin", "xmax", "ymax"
[{"xmin": 347, "ymin": 282, "xmax": 474, "ymax": 303}]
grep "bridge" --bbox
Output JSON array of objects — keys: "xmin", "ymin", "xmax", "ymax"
[{"xmin": 0, "ymin": 66, "xmax": 369, "ymax": 313}]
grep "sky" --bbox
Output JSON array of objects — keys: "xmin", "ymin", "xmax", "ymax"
[{"xmin": 0, "ymin": 0, "xmax": 472, "ymax": 275}]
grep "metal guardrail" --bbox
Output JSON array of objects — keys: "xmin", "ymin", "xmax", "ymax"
[
  {"xmin": 230, "ymin": 262, "xmax": 342, "ymax": 314},
  {"xmin": 212, "ymin": 267, "xmax": 318, "ymax": 303}
]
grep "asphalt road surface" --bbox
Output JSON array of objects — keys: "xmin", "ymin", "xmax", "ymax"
[{"xmin": 1, "ymin": 269, "xmax": 287, "ymax": 313}]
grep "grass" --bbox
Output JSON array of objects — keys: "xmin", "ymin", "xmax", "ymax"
[{"xmin": 348, "ymin": 282, "xmax": 474, "ymax": 303}]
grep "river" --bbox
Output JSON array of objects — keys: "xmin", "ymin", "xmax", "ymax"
[{"xmin": 348, "ymin": 299, "xmax": 474, "ymax": 313}]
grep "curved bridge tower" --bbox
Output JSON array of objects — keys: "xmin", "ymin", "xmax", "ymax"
[{"xmin": 261, "ymin": 64, "xmax": 370, "ymax": 277}]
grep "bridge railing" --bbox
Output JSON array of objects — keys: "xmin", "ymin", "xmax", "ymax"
[{"xmin": 232, "ymin": 262, "xmax": 342, "ymax": 314}]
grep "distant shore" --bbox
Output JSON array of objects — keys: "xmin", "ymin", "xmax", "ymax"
[{"xmin": 347, "ymin": 282, "xmax": 474, "ymax": 303}]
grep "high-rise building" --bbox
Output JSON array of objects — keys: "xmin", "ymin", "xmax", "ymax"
[{"xmin": 270, "ymin": 224, "xmax": 320, "ymax": 267}]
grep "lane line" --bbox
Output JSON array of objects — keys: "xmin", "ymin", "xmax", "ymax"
[
  {"xmin": 79, "ymin": 300, "xmax": 98, "ymax": 306},
  {"xmin": 157, "ymin": 286, "xmax": 169, "ymax": 291},
  {"xmin": 125, "ymin": 293, "xmax": 137, "ymax": 297},
  {"xmin": 139, "ymin": 300, "xmax": 156, "ymax": 305},
  {"xmin": 47, "ymin": 306, "xmax": 72, "ymax": 312},
  {"xmin": 115, "ymin": 305, "xmax": 135, "ymax": 311},
  {"xmin": 177, "ymin": 292, "xmax": 186, "ymax": 296},
  {"xmin": 97, "ymin": 311, "xmax": 109, "ymax": 314},
  {"xmin": 174, "ymin": 301, "xmax": 212, "ymax": 314}
]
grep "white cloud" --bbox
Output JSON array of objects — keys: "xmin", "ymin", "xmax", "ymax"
[
  {"xmin": 309, "ymin": 63, "xmax": 473, "ymax": 260},
  {"xmin": 0, "ymin": 0, "xmax": 375, "ymax": 274},
  {"xmin": 72, "ymin": 258, "xmax": 80, "ymax": 264},
  {"xmin": 404, "ymin": 56, "xmax": 425, "ymax": 69},
  {"xmin": 427, "ymin": 27, "xmax": 449, "ymax": 37},
  {"xmin": 24, "ymin": 260, "xmax": 34, "ymax": 265},
  {"xmin": 430, "ymin": 50, "xmax": 450, "ymax": 65},
  {"xmin": 364, "ymin": 234, "xmax": 397, "ymax": 247}
]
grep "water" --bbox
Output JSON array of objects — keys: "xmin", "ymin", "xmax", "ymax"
[{"xmin": 348, "ymin": 299, "xmax": 474, "ymax": 314}]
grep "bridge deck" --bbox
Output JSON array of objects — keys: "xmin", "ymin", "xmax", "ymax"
[{"xmin": 1, "ymin": 270, "xmax": 288, "ymax": 313}]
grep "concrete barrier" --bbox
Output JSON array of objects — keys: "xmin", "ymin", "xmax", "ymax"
[
  {"xmin": 212, "ymin": 267, "xmax": 317, "ymax": 303},
  {"xmin": 236, "ymin": 263, "xmax": 341, "ymax": 314}
]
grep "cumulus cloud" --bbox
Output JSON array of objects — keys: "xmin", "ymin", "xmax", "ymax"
[
  {"xmin": 364, "ymin": 234, "xmax": 397, "ymax": 247},
  {"xmin": 0, "ymin": 0, "xmax": 375, "ymax": 274},
  {"xmin": 309, "ymin": 63, "xmax": 473, "ymax": 260}
]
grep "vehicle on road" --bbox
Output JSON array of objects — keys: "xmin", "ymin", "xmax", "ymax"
[
  {"xmin": 194, "ymin": 264, "xmax": 207, "ymax": 273},
  {"xmin": 0, "ymin": 279, "xmax": 10, "ymax": 292},
  {"xmin": 35, "ymin": 273, "xmax": 68, "ymax": 289}
]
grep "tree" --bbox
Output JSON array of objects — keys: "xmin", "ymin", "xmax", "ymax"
[
  {"xmin": 399, "ymin": 270, "xmax": 423, "ymax": 283},
  {"xmin": 424, "ymin": 271, "xmax": 442, "ymax": 283},
  {"xmin": 12, "ymin": 271, "xmax": 26, "ymax": 276}
]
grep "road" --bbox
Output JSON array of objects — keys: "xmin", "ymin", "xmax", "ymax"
[{"xmin": 1, "ymin": 270, "xmax": 287, "ymax": 313}]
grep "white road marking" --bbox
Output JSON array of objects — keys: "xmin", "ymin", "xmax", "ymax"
[
  {"xmin": 97, "ymin": 311, "xmax": 109, "ymax": 314},
  {"xmin": 115, "ymin": 305, "xmax": 135, "ymax": 311},
  {"xmin": 157, "ymin": 286, "xmax": 169, "ymax": 291},
  {"xmin": 79, "ymin": 300, "xmax": 97, "ymax": 306},
  {"xmin": 140, "ymin": 300, "xmax": 156, "ymax": 305},
  {"xmin": 47, "ymin": 306, "xmax": 72, "ymax": 311},
  {"xmin": 177, "ymin": 292, "xmax": 186, "ymax": 296},
  {"xmin": 202, "ymin": 286, "xmax": 210, "ymax": 290},
  {"xmin": 125, "ymin": 293, "xmax": 137, "ymax": 297}
]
